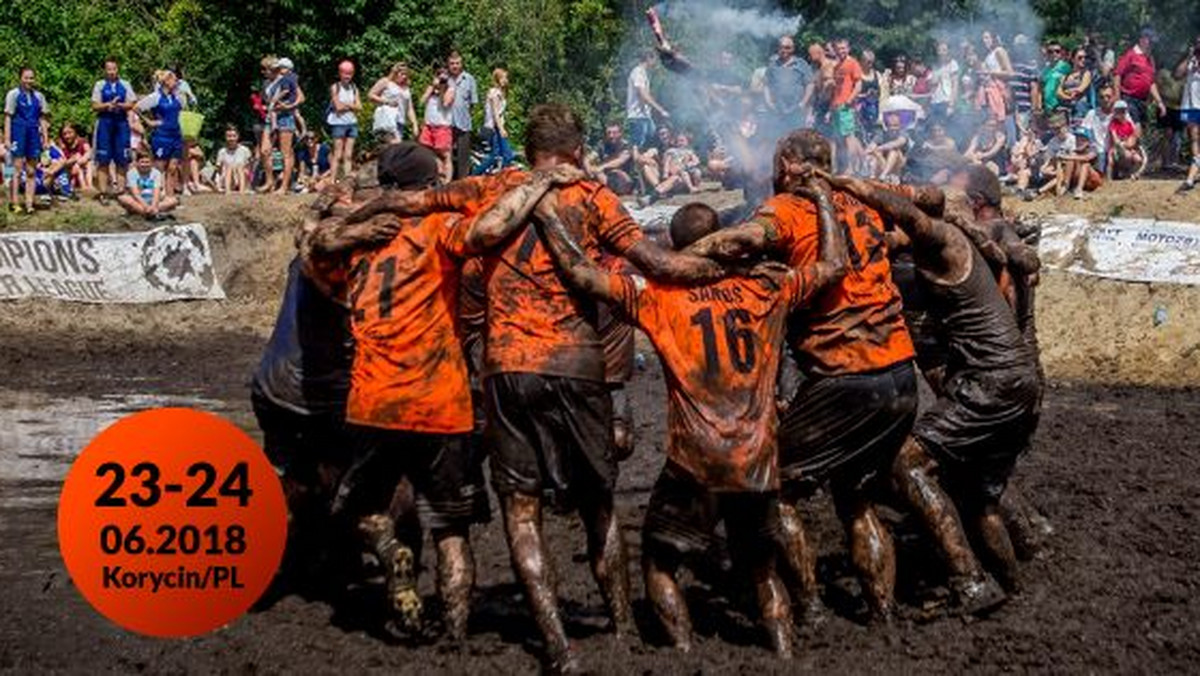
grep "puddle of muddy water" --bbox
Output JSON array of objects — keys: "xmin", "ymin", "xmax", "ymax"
[{"xmin": 0, "ymin": 390, "xmax": 252, "ymax": 508}]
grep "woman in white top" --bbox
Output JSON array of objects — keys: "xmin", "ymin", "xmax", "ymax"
[
  {"xmin": 473, "ymin": 68, "xmax": 515, "ymax": 174},
  {"xmin": 368, "ymin": 62, "xmax": 419, "ymax": 145},
  {"xmin": 418, "ymin": 66, "xmax": 456, "ymax": 182},
  {"xmin": 929, "ymin": 41, "xmax": 960, "ymax": 123},
  {"xmin": 981, "ymin": 30, "xmax": 1014, "ymax": 76},
  {"xmin": 326, "ymin": 60, "xmax": 361, "ymax": 180},
  {"xmin": 1175, "ymin": 34, "xmax": 1200, "ymax": 192}
]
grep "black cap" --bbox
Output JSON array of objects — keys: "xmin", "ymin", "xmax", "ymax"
[{"xmin": 377, "ymin": 142, "xmax": 440, "ymax": 190}]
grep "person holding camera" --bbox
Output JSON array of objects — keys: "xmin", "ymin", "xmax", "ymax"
[{"xmin": 419, "ymin": 66, "xmax": 456, "ymax": 182}]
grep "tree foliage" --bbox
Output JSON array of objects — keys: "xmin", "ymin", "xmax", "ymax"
[{"xmin": 1, "ymin": 0, "xmax": 1196, "ymax": 149}]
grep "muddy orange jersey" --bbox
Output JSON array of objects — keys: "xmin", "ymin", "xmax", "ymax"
[
  {"xmin": 753, "ymin": 192, "xmax": 914, "ymax": 376},
  {"xmin": 344, "ymin": 212, "xmax": 473, "ymax": 433},
  {"xmin": 482, "ymin": 181, "xmax": 644, "ymax": 381},
  {"xmin": 418, "ymin": 168, "xmax": 528, "ymax": 217},
  {"xmin": 606, "ymin": 268, "xmax": 821, "ymax": 491}
]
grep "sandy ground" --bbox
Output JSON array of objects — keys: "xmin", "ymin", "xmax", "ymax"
[{"xmin": 1, "ymin": 179, "xmax": 1199, "ymax": 673}]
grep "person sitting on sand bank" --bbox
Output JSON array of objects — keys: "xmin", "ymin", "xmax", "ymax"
[{"xmin": 118, "ymin": 151, "xmax": 177, "ymax": 219}]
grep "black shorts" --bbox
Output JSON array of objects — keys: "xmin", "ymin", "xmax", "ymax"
[
  {"xmin": 485, "ymin": 373, "xmax": 614, "ymax": 511},
  {"xmin": 779, "ymin": 360, "xmax": 918, "ymax": 498},
  {"xmin": 643, "ymin": 462, "xmax": 781, "ymax": 565},
  {"xmin": 332, "ymin": 426, "xmax": 490, "ymax": 531},
  {"xmin": 914, "ymin": 367, "xmax": 1041, "ymax": 507},
  {"xmin": 251, "ymin": 390, "xmax": 349, "ymax": 490}
]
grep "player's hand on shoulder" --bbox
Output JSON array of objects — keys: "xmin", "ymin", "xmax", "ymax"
[
  {"xmin": 537, "ymin": 164, "xmax": 587, "ymax": 187},
  {"xmin": 532, "ymin": 189, "xmax": 561, "ymax": 222}
]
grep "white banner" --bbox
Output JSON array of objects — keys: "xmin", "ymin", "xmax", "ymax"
[
  {"xmin": 0, "ymin": 224, "xmax": 225, "ymax": 303},
  {"xmin": 1037, "ymin": 215, "xmax": 1200, "ymax": 286}
]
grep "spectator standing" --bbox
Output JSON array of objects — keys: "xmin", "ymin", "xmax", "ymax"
[
  {"xmin": 1041, "ymin": 42, "xmax": 1071, "ymax": 113},
  {"xmin": 5, "ymin": 67, "xmax": 49, "ymax": 215},
  {"xmin": 857, "ymin": 49, "xmax": 882, "ymax": 137},
  {"xmin": 91, "ymin": 58, "xmax": 137, "ymax": 202},
  {"xmin": 981, "ymin": 30, "xmax": 1014, "ymax": 76},
  {"xmin": 628, "ymin": 49, "xmax": 669, "ymax": 149},
  {"xmin": 473, "ymin": 68, "xmax": 515, "ymax": 175},
  {"xmin": 369, "ymin": 63, "xmax": 418, "ymax": 145},
  {"xmin": 327, "ymin": 60, "xmax": 361, "ymax": 181},
  {"xmin": 1058, "ymin": 48, "xmax": 1094, "ymax": 120},
  {"xmin": 1008, "ymin": 35, "xmax": 1042, "ymax": 134},
  {"xmin": 1115, "ymin": 28, "xmax": 1166, "ymax": 124},
  {"xmin": 137, "ymin": 70, "xmax": 187, "ymax": 198},
  {"xmin": 252, "ymin": 57, "xmax": 275, "ymax": 155},
  {"xmin": 830, "ymin": 39, "xmax": 864, "ymax": 173},
  {"xmin": 263, "ymin": 57, "xmax": 305, "ymax": 194},
  {"xmin": 809, "ymin": 43, "xmax": 836, "ymax": 131},
  {"xmin": 763, "ymin": 37, "xmax": 811, "ymax": 137},
  {"xmin": 929, "ymin": 42, "xmax": 961, "ymax": 125},
  {"xmin": 881, "ymin": 54, "xmax": 916, "ymax": 101},
  {"xmin": 1175, "ymin": 34, "xmax": 1200, "ymax": 192},
  {"xmin": 216, "ymin": 126, "xmax": 252, "ymax": 194},
  {"xmin": 419, "ymin": 65, "xmax": 456, "ymax": 182},
  {"xmin": 447, "ymin": 51, "xmax": 478, "ymax": 179}
]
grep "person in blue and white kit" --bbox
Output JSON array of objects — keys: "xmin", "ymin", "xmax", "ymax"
[
  {"xmin": 5, "ymin": 67, "xmax": 49, "ymax": 215},
  {"xmin": 91, "ymin": 58, "xmax": 137, "ymax": 202},
  {"xmin": 137, "ymin": 69, "xmax": 187, "ymax": 198}
]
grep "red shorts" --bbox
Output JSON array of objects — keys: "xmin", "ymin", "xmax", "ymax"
[{"xmin": 419, "ymin": 125, "xmax": 453, "ymax": 153}]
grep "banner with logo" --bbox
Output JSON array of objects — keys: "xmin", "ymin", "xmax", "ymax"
[
  {"xmin": 0, "ymin": 224, "xmax": 225, "ymax": 303},
  {"xmin": 1037, "ymin": 215, "xmax": 1200, "ymax": 286}
]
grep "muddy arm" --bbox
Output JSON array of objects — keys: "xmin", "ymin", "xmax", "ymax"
[
  {"xmin": 533, "ymin": 198, "xmax": 621, "ymax": 305},
  {"xmin": 683, "ymin": 221, "xmax": 770, "ymax": 262},
  {"xmin": 624, "ymin": 238, "xmax": 727, "ymax": 285}
]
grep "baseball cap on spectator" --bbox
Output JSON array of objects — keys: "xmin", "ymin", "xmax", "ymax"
[
  {"xmin": 1114, "ymin": 100, "xmax": 1129, "ymax": 111},
  {"xmin": 277, "ymin": 58, "xmax": 294, "ymax": 71},
  {"xmin": 377, "ymin": 142, "xmax": 440, "ymax": 190}
]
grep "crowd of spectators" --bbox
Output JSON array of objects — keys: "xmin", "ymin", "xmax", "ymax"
[
  {"xmin": 3, "ymin": 31, "xmax": 1198, "ymax": 220},
  {"xmin": 598, "ymin": 27, "xmax": 1200, "ymax": 206},
  {"xmin": 2, "ymin": 50, "xmax": 510, "ymax": 220}
]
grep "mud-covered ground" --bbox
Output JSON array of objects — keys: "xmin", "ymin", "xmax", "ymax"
[
  {"xmin": 1, "ymin": 326, "xmax": 1199, "ymax": 674},
  {"xmin": 2, "ymin": 183, "xmax": 1199, "ymax": 672}
]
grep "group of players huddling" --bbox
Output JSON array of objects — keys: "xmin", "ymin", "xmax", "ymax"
[{"xmin": 251, "ymin": 101, "xmax": 1049, "ymax": 672}]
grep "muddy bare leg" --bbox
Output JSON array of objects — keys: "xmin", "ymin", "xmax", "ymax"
[
  {"xmin": 776, "ymin": 501, "xmax": 827, "ymax": 625},
  {"xmin": 893, "ymin": 438, "xmax": 1005, "ymax": 613},
  {"xmin": 752, "ymin": 556, "xmax": 795, "ymax": 658},
  {"xmin": 999, "ymin": 480, "xmax": 1053, "ymax": 560},
  {"xmin": 973, "ymin": 502, "xmax": 1020, "ymax": 593},
  {"xmin": 643, "ymin": 549, "xmax": 693, "ymax": 651},
  {"xmin": 501, "ymin": 493, "xmax": 573, "ymax": 669},
  {"xmin": 836, "ymin": 493, "xmax": 896, "ymax": 622},
  {"xmin": 433, "ymin": 527, "xmax": 474, "ymax": 642},
  {"xmin": 580, "ymin": 492, "xmax": 635, "ymax": 637}
]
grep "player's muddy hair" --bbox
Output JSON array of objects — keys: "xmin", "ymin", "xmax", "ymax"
[
  {"xmin": 669, "ymin": 202, "xmax": 720, "ymax": 250},
  {"xmin": 772, "ymin": 129, "xmax": 831, "ymax": 194},
  {"xmin": 524, "ymin": 103, "xmax": 584, "ymax": 164},
  {"xmin": 960, "ymin": 164, "xmax": 1002, "ymax": 209}
]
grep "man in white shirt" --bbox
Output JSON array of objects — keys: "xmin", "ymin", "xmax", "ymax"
[
  {"xmin": 215, "ymin": 126, "xmax": 252, "ymax": 194},
  {"xmin": 1082, "ymin": 84, "xmax": 1117, "ymax": 173},
  {"xmin": 447, "ymin": 51, "xmax": 478, "ymax": 180},
  {"xmin": 627, "ymin": 49, "xmax": 669, "ymax": 149}
]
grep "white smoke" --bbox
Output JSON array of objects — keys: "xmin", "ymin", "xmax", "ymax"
[{"xmin": 654, "ymin": 0, "xmax": 802, "ymax": 40}]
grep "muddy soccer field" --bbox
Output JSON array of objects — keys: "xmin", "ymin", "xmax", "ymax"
[{"xmin": 1, "ymin": 187, "xmax": 1199, "ymax": 673}]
